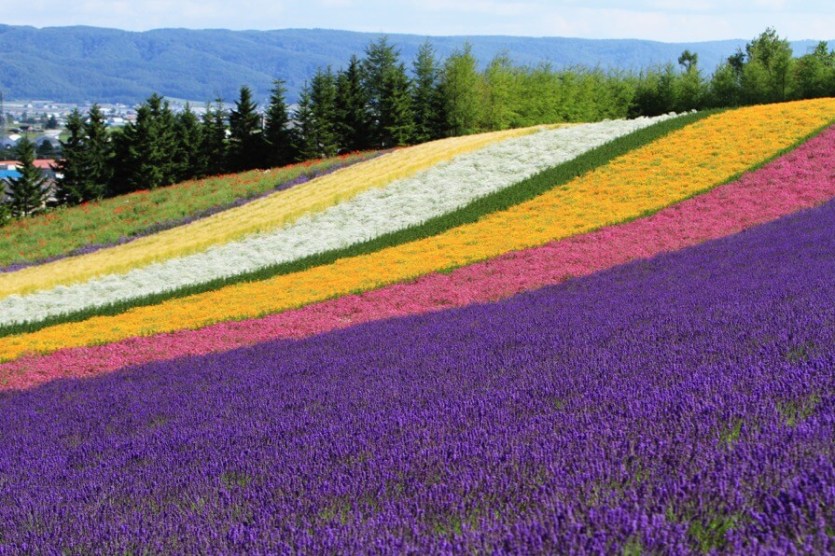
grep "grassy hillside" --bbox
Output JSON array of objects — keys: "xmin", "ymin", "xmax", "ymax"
[{"xmin": 0, "ymin": 99, "xmax": 833, "ymax": 553}]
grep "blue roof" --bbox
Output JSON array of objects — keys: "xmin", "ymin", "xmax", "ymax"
[{"xmin": 0, "ymin": 170, "xmax": 21, "ymax": 180}]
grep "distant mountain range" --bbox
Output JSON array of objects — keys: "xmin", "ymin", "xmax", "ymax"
[{"xmin": 0, "ymin": 25, "xmax": 831, "ymax": 105}]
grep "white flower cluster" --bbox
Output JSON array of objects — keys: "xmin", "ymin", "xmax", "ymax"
[{"xmin": 1, "ymin": 114, "xmax": 678, "ymax": 326}]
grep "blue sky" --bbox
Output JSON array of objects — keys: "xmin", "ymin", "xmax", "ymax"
[{"xmin": 7, "ymin": 0, "xmax": 834, "ymax": 42}]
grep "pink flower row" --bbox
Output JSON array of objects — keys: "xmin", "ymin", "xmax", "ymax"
[{"xmin": 3, "ymin": 125, "xmax": 835, "ymax": 392}]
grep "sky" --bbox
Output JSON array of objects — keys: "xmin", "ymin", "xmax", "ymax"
[{"xmin": 3, "ymin": 0, "xmax": 834, "ymax": 42}]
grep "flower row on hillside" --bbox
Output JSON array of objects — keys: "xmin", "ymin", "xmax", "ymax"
[
  {"xmin": 0, "ymin": 127, "xmax": 533, "ymax": 298},
  {"xmin": 0, "ymin": 152, "xmax": 380, "ymax": 271},
  {"xmin": 1, "ymin": 99, "xmax": 831, "ymax": 362},
  {"xmin": 3, "ymin": 121, "xmax": 834, "ymax": 389},
  {"xmin": 0, "ymin": 116, "xmax": 678, "ymax": 324},
  {"xmin": 1, "ymin": 196, "xmax": 832, "ymax": 552}
]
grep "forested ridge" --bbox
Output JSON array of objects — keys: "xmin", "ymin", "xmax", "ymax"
[
  {"xmin": 2, "ymin": 28, "xmax": 835, "ymax": 222},
  {"xmin": 2, "ymin": 24, "xmax": 830, "ymax": 104}
]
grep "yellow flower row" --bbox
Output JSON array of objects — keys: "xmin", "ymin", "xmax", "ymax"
[
  {"xmin": 0, "ymin": 126, "xmax": 537, "ymax": 298},
  {"xmin": 4, "ymin": 99, "xmax": 834, "ymax": 363}
]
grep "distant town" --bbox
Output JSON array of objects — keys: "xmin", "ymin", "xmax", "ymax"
[{"xmin": 0, "ymin": 97, "xmax": 212, "ymax": 158}]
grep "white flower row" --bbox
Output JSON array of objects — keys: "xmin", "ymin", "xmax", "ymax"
[{"xmin": 1, "ymin": 114, "xmax": 679, "ymax": 326}]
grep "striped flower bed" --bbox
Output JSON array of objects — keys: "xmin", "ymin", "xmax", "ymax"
[
  {"xmin": 0, "ymin": 126, "xmax": 534, "ymax": 298},
  {"xmin": 3, "ymin": 120, "xmax": 834, "ymax": 390},
  {"xmin": 1, "ymin": 192, "xmax": 832, "ymax": 553},
  {"xmin": 0, "ymin": 151, "xmax": 380, "ymax": 271},
  {"xmin": 1, "ymin": 99, "xmax": 832, "ymax": 361},
  {"xmin": 0, "ymin": 116, "xmax": 676, "ymax": 325}
]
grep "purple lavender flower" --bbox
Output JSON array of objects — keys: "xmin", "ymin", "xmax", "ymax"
[{"xmin": 0, "ymin": 200, "xmax": 833, "ymax": 553}]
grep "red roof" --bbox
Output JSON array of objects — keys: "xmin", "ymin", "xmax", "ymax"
[{"xmin": 0, "ymin": 160, "xmax": 56, "ymax": 170}]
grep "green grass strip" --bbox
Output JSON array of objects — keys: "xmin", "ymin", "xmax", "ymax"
[
  {"xmin": 0, "ymin": 111, "xmax": 718, "ymax": 338},
  {"xmin": 0, "ymin": 151, "xmax": 379, "ymax": 270}
]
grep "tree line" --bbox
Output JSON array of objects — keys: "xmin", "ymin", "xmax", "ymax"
[{"xmin": 2, "ymin": 28, "xmax": 834, "ymax": 221}]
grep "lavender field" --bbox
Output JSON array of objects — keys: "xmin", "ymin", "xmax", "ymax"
[{"xmin": 1, "ymin": 195, "xmax": 832, "ymax": 553}]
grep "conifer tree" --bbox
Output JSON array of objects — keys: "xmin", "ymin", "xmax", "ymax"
[
  {"xmin": 309, "ymin": 67, "xmax": 340, "ymax": 157},
  {"xmin": 174, "ymin": 103, "xmax": 204, "ymax": 180},
  {"xmin": 362, "ymin": 36, "xmax": 402, "ymax": 147},
  {"xmin": 113, "ymin": 94, "xmax": 178, "ymax": 192},
  {"xmin": 55, "ymin": 109, "xmax": 91, "ymax": 205},
  {"xmin": 379, "ymin": 63, "xmax": 414, "ymax": 147},
  {"xmin": 411, "ymin": 41, "xmax": 443, "ymax": 143},
  {"xmin": 84, "ymin": 104, "xmax": 113, "ymax": 197},
  {"xmin": 263, "ymin": 80, "xmax": 296, "ymax": 167},
  {"xmin": 6, "ymin": 137, "xmax": 48, "ymax": 217},
  {"xmin": 292, "ymin": 84, "xmax": 319, "ymax": 161},
  {"xmin": 201, "ymin": 99, "xmax": 228, "ymax": 176},
  {"xmin": 228, "ymin": 85, "xmax": 265, "ymax": 171},
  {"xmin": 335, "ymin": 55, "xmax": 371, "ymax": 151}
]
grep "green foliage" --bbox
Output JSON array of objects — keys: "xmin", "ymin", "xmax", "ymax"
[
  {"xmin": 362, "ymin": 36, "xmax": 401, "ymax": 147},
  {"xmin": 263, "ymin": 80, "xmax": 296, "ymax": 167},
  {"xmin": 794, "ymin": 41, "xmax": 835, "ymax": 99},
  {"xmin": 173, "ymin": 104, "xmax": 204, "ymax": 181},
  {"xmin": 335, "ymin": 56, "xmax": 371, "ymax": 151},
  {"xmin": 379, "ymin": 62, "xmax": 414, "ymax": 147},
  {"xmin": 440, "ymin": 43, "xmax": 483, "ymax": 136},
  {"xmin": 201, "ymin": 99, "xmax": 228, "ymax": 177},
  {"xmin": 84, "ymin": 104, "xmax": 114, "ymax": 197},
  {"xmin": 630, "ymin": 64, "xmax": 678, "ymax": 117},
  {"xmin": 410, "ymin": 41, "xmax": 443, "ymax": 143},
  {"xmin": 55, "ymin": 105, "xmax": 112, "ymax": 204},
  {"xmin": 0, "ymin": 200, "xmax": 10, "ymax": 226},
  {"xmin": 481, "ymin": 54, "xmax": 519, "ymax": 130},
  {"xmin": 292, "ymin": 84, "xmax": 320, "ymax": 161},
  {"xmin": 687, "ymin": 513, "xmax": 741, "ymax": 553},
  {"xmin": 112, "ymin": 94, "xmax": 178, "ymax": 192},
  {"xmin": 5, "ymin": 137, "xmax": 48, "ymax": 218},
  {"xmin": 777, "ymin": 392, "xmax": 821, "ymax": 427},
  {"xmin": 228, "ymin": 86, "xmax": 265, "ymax": 172},
  {"xmin": 309, "ymin": 68, "xmax": 341, "ymax": 157},
  {"xmin": 55, "ymin": 109, "xmax": 91, "ymax": 205}
]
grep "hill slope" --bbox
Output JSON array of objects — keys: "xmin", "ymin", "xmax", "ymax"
[
  {"xmin": 0, "ymin": 100, "xmax": 833, "ymax": 552},
  {"xmin": 0, "ymin": 24, "xmax": 831, "ymax": 104}
]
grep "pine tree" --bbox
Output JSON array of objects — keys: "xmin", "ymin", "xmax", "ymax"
[
  {"xmin": 309, "ymin": 67, "xmax": 340, "ymax": 157},
  {"xmin": 379, "ymin": 63, "xmax": 414, "ymax": 147},
  {"xmin": 55, "ymin": 109, "xmax": 90, "ymax": 205},
  {"xmin": 6, "ymin": 137, "xmax": 48, "ymax": 217},
  {"xmin": 263, "ymin": 80, "xmax": 296, "ymax": 167},
  {"xmin": 113, "ymin": 94, "xmax": 179, "ymax": 192},
  {"xmin": 201, "ymin": 99, "xmax": 228, "ymax": 176},
  {"xmin": 228, "ymin": 86, "xmax": 265, "ymax": 172},
  {"xmin": 411, "ymin": 41, "xmax": 442, "ymax": 143},
  {"xmin": 174, "ymin": 104, "xmax": 204, "ymax": 180},
  {"xmin": 292, "ymin": 83, "xmax": 320, "ymax": 161},
  {"xmin": 362, "ymin": 36, "xmax": 401, "ymax": 147},
  {"xmin": 84, "ymin": 104, "xmax": 113, "ymax": 198},
  {"xmin": 335, "ymin": 55, "xmax": 371, "ymax": 151}
]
